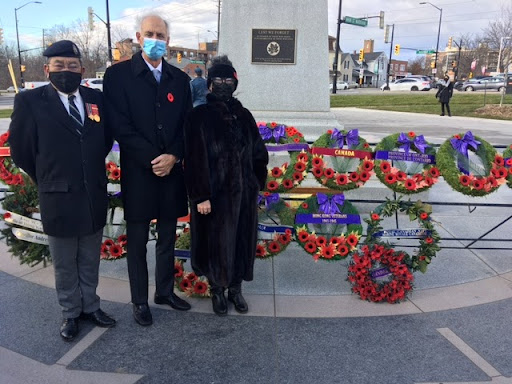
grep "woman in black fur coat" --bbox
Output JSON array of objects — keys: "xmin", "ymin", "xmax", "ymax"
[{"xmin": 184, "ymin": 56, "xmax": 268, "ymax": 315}]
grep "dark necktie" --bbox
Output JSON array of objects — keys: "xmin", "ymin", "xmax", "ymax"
[
  {"xmin": 68, "ymin": 94, "xmax": 83, "ymax": 133},
  {"xmin": 153, "ymin": 69, "xmax": 161, "ymax": 83}
]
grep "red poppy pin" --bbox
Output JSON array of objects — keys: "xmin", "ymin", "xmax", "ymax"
[{"xmin": 167, "ymin": 93, "xmax": 174, "ymax": 103}]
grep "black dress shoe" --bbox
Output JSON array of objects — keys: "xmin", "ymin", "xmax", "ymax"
[
  {"xmin": 211, "ymin": 291, "xmax": 228, "ymax": 316},
  {"xmin": 228, "ymin": 291, "xmax": 249, "ymax": 314},
  {"xmin": 60, "ymin": 317, "xmax": 79, "ymax": 341},
  {"xmin": 154, "ymin": 293, "xmax": 191, "ymax": 311},
  {"xmin": 82, "ymin": 309, "xmax": 116, "ymax": 328},
  {"xmin": 133, "ymin": 304, "xmax": 153, "ymax": 326}
]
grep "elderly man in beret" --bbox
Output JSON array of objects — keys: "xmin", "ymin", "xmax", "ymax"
[{"xmin": 9, "ymin": 40, "xmax": 115, "ymax": 341}]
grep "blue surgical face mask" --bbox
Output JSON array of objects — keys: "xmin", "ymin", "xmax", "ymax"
[{"xmin": 142, "ymin": 37, "xmax": 167, "ymax": 60}]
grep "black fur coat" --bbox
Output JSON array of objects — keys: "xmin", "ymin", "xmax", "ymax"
[{"xmin": 184, "ymin": 94, "xmax": 268, "ymax": 287}]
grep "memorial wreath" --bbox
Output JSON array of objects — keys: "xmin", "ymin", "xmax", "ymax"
[
  {"xmin": 294, "ymin": 193, "xmax": 362, "ymax": 261},
  {"xmin": 258, "ymin": 122, "xmax": 311, "ymax": 193},
  {"xmin": 374, "ymin": 132, "xmax": 440, "ymax": 194},
  {"xmin": 256, "ymin": 193, "xmax": 295, "ymax": 259},
  {"xmin": 347, "ymin": 243, "xmax": 414, "ymax": 304},
  {"xmin": 436, "ymin": 131, "xmax": 508, "ymax": 196},
  {"xmin": 365, "ymin": 198, "xmax": 440, "ymax": 273},
  {"xmin": 310, "ymin": 128, "xmax": 375, "ymax": 191}
]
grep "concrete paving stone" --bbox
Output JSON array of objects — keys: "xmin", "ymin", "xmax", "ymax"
[
  {"xmin": 272, "ymin": 243, "xmax": 353, "ymax": 295},
  {"xmin": 435, "ymin": 215, "xmax": 511, "ymax": 241},
  {"xmin": 68, "ymin": 305, "xmax": 278, "ymax": 384},
  {"xmin": 412, "ymin": 248, "xmax": 497, "ymax": 289},
  {"xmin": 0, "ymin": 278, "xmax": 96, "ymax": 365},
  {"xmin": 425, "ymin": 298, "xmax": 512, "ymax": 377},
  {"xmin": 0, "ymin": 270, "xmax": 15, "ymax": 286},
  {"xmin": 411, "ymin": 276, "xmax": 512, "ymax": 312},
  {"xmin": 0, "ymin": 242, "xmax": 45, "ymax": 277},
  {"xmin": 275, "ymin": 315, "xmax": 489, "ymax": 384},
  {"xmin": 469, "ymin": 250, "xmax": 512, "ymax": 274}
]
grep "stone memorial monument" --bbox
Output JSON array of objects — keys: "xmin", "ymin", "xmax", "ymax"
[{"xmin": 218, "ymin": 0, "xmax": 339, "ymax": 137}]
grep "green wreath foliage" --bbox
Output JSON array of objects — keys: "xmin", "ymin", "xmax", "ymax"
[
  {"xmin": 374, "ymin": 132, "xmax": 440, "ymax": 194},
  {"xmin": 310, "ymin": 130, "xmax": 374, "ymax": 192},
  {"xmin": 294, "ymin": 194, "xmax": 363, "ymax": 261},
  {"xmin": 503, "ymin": 144, "xmax": 512, "ymax": 189},
  {"xmin": 436, "ymin": 133, "xmax": 507, "ymax": 197},
  {"xmin": 1, "ymin": 175, "xmax": 50, "ymax": 267},
  {"xmin": 365, "ymin": 198, "xmax": 440, "ymax": 273}
]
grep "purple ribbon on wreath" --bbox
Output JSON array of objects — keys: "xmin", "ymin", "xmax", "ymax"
[
  {"xmin": 450, "ymin": 131, "xmax": 480, "ymax": 175},
  {"xmin": 331, "ymin": 128, "xmax": 359, "ymax": 149},
  {"xmin": 397, "ymin": 133, "xmax": 430, "ymax": 154},
  {"xmin": 258, "ymin": 193, "xmax": 279, "ymax": 208},
  {"xmin": 317, "ymin": 193, "xmax": 345, "ymax": 214},
  {"xmin": 259, "ymin": 124, "xmax": 285, "ymax": 143}
]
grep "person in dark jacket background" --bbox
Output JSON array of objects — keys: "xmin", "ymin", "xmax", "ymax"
[
  {"xmin": 103, "ymin": 15, "xmax": 192, "ymax": 326},
  {"xmin": 9, "ymin": 40, "xmax": 115, "ymax": 341},
  {"xmin": 184, "ymin": 56, "xmax": 268, "ymax": 316},
  {"xmin": 436, "ymin": 74, "xmax": 454, "ymax": 116},
  {"xmin": 190, "ymin": 67, "xmax": 208, "ymax": 107}
]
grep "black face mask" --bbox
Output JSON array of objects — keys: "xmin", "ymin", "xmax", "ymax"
[
  {"xmin": 211, "ymin": 83, "xmax": 235, "ymax": 102},
  {"xmin": 49, "ymin": 71, "xmax": 82, "ymax": 94}
]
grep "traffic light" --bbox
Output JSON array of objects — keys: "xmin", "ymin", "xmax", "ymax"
[
  {"xmin": 20, "ymin": 65, "xmax": 26, "ymax": 72},
  {"xmin": 88, "ymin": 7, "xmax": 95, "ymax": 31},
  {"xmin": 0, "ymin": 28, "xmax": 3, "ymax": 45},
  {"xmin": 451, "ymin": 60, "xmax": 457, "ymax": 68},
  {"xmin": 384, "ymin": 25, "xmax": 390, "ymax": 43},
  {"xmin": 177, "ymin": 53, "xmax": 182, "ymax": 63},
  {"xmin": 394, "ymin": 44, "xmax": 400, "ymax": 55},
  {"xmin": 468, "ymin": 72, "xmax": 473, "ymax": 79},
  {"xmin": 379, "ymin": 11, "xmax": 385, "ymax": 29},
  {"xmin": 430, "ymin": 61, "xmax": 435, "ymax": 69},
  {"xmin": 448, "ymin": 36, "xmax": 453, "ymax": 49},
  {"xmin": 358, "ymin": 49, "xmax": 364, "ymax": 62}
]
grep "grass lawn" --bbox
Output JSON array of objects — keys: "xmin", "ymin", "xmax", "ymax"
[
  {"xmin": 330, "ymin": 92, "xmax": 512, "ymax": 120},
  {"xmin": 0, "ymin": 109, "xmax": 12, "ymax": 118}
]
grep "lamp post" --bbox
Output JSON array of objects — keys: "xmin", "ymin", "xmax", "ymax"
[
  {"xmin": 420, "ymin": 2, "xmax": 442, "ymax": 77},
  {"xmin": 15, "ymin": 1, "xmax": 42, "ymax": 87},
  {"xmin": 497, "ymin": 36, "xmax": 511, "ymax": 74}
]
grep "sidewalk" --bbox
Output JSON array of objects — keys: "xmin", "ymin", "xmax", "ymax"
[{"xmin": 1, "ymin": 108, "xmax": 512, "ymax": 383}]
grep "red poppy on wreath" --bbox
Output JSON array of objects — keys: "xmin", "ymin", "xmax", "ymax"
[
  {"xmin": 3, "ymin": 212, "xmax": 11, "ymax": 220},
  {"xmin": 425, "ymin": 237, "xmax": 434, "ymax": 244},
  {"xmin": 109, "ymin": 168, "xmax": 121, "ymax": 180},
  {"xmin": 282, "ymin": 179, "xmax": 294, "ymax": 189},
  {"xmin": 380, "ymin": 161, "xmax": 391, "ymax": 173},
  {"xmin": 312, "ymin": 156, "xmax": 324, "ymax": 168},
  {"xmin": 109, "ymin": 244, "xmax": 124, "ymax": 259},
  {"xmin": 404, "ymin": 179, "xmax": 417, "ymax": 191},
  {"xmin": 385, "ymin": 173, "xmax": 397, "ymax": 184},
  {"xmin": 256, "ymin": 244, "xmax": 267, "ymax": 258},
  {"xmin": 267, "ymin": 180, "xmax": 279, "ymax": 191},
  {"xmin": 271, "ymin": 167, "xmax": 283, "ymax": 177},
  {"xmin": 312, "ymin": 167, "xmax": 324, "ymax": 178},
  {"xmin": 319, "ymin": 244, "xmax": 337, "ymax": 259},
  {"xmin": 117, "ymin": 234, "xmax": 127, "ymax": 246},
  {"xmin": 459, "ymin": 174, "xmax": 471, "ymax": 186},
  {"xmin": 279, "ymin": 233, "xmax": 291, "ymax": 245},
  {"xmin": 293, "ymin": 172, "xmax": 304, "ymax": 181},
  {"xmin": 362, "ymin": 161, "xmax": 374, "ymax": 172},
  {"xmin": 324, "ymin": 168, "xmax": 335, "ymax": 179},
  {"xmin": 420, "ymin": 212, "xmax": 429, "ymax": 220},
  {"xmin": 193, "ymin": 281, "xmax": 208, "ymax": 295},
  {"xmin": 103, "ymin": 239, "xmax": 115, "ymax": 248},
  {"xmin": 305, "ymin": 241, "xmax": 317, "ymax": 253},
  {"xmin": 301, "ymin": 202, "xmax": 309, "ymax": 209},
  {"xmin": 336, "ymin": 174, "xmax": 348, "ymax": 185},
  {"xmin": 179, "ymin": 278, "xmax": 192, "ymax": 291},
  {"xmin": 268, "ymin": 241, "xmax": 281, "ymax": 253},
  {"xmin": 371, "ymin": 213, "xmax": 380, "ymax": 221},
  {"xmin": 174, "ymin": 262, "xmax": 184, "ymax": 278},
  {"xmin": 315, "ymin": 236, "xmax": 327, "ymax": 246}
]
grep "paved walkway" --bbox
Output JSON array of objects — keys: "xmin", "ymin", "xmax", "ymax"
[{"xmin": 1, "ymin": 109, "xmax": 512, "ymax": 383}]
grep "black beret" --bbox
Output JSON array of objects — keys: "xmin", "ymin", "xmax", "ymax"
[{"xmin": 43, "ymin": 40, "xmax": 81, "ymax": 58}]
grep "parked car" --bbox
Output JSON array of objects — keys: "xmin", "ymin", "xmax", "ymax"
[
  {"xmin": 24, "ymin": 81, "xmax": 49, "ymax": 90},
  {"xmin": 381, "ymin": 78, "xmax": 431, "ymax": 91},
  {"xmin": 329, "ymin": 81, "xmax": 348, "ymax": 91},
  {"xmin": 406, "ymin": 75, "xmax": 434, "ymax": 88},
  {"xmin": 462, "ymin": 77, "xmax": 505, "ymax": 92},
  {"xmin": 81, "ymin": 78, "xmax": 103, "ymax": 91},
  {"xmin": 347, "ymin": 81, "xmax": 359, "ymax": 89}
]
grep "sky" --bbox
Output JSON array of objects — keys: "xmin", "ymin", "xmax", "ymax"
[{"xmin": 1, "ymin": 0, "xmax": 508, "ymax": 63}]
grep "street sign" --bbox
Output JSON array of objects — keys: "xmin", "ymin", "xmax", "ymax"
[
  {"xmin": 344, "ymin": 16, "xmax": 368, "ymax": 27},
  {"xmin": 416, "ymin": 50, "xmax": 435, "ymax": 54},
  {"xmin": 432, "ymin": 68, "xmax": 437, "ymax": 74},
  {"xmin": 359, "ymin": 67, "xmax": 364, "ymax": 79}
]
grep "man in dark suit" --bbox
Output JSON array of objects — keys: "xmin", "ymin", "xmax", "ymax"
[
  {"xmin": 9, "ymin": 40, "xmax": 115, "ymax": 341},
  {"xmin": 103, "ymin": 15, "xmax": 192, "ymax": 326}
]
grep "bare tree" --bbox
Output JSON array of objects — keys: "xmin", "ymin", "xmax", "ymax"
[
  {"xmin": 408, "ymin": 56, "xmax": 426, "ymax": 75},
  {"xmin": 482, "ymin": 3, "xmax": 512, "ymax": 72}
]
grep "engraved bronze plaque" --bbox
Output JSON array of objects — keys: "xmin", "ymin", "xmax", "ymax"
[{"xmin": 251, "ymin": 29, "xmax": 296, "ymax": 64}]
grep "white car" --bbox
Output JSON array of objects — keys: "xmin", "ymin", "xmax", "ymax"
[
  {"xmin": 81, "ymin": 78, "xmax": 103, "ymax": 91},
  {"xmin": 381, "ymin": 78, "xmax": 431, "ymax": 91},
  {"xmin": 329, "ymin": 81, "xmax": 348, "ymax": 91}
]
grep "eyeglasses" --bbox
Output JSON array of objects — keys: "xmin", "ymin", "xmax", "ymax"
[{"xmin": 211, "ymin": 77, "xmax": 235, "ymax": 86}]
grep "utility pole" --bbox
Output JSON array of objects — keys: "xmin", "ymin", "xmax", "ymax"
[
  {"xmin": 332, "ymin": 0, "xmax": 342, "ymax": 94},
  {"xmin": 217, "ymin": 0, "xmax": 221, "ymax": 44},
  {"xmin": 385, "ymin": 24, "xmax": 395, "ymax": 90},
  {"xmin": 106, "ymin": 0, "xmax": 112, "ymax": 63}
]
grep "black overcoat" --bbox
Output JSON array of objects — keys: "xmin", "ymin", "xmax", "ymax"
[
  {"xmin": 184, "ymin": 95, "xmax": 268, "ymax": 287},
  {"xmin": 436, "ymin": 81, "xmax": 454, "ymax": 103},
  {"xmin": 9, "ymin": 84, "xmax": 112, "ymax": 237},
  {"xmin": 103, "ymin": 52, "xmax": 191, "ymax": 221}
]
